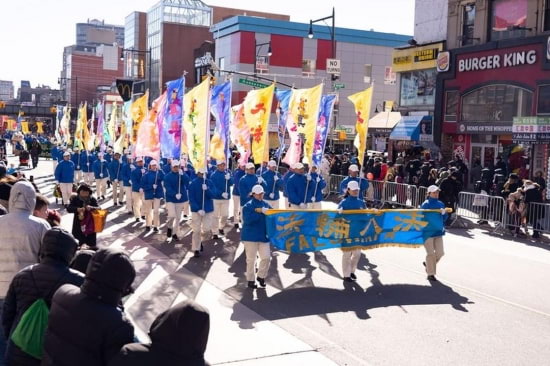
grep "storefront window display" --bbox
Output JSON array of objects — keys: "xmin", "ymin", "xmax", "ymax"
[
  {"xmin": 399, "ymin": 69, "xmax": 436, "ymax": 107},
  {"xmin": 461, "ymin": 84, "xmax": 532, "ymax": 122}
]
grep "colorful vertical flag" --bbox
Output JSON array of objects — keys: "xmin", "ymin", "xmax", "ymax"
[
  {"xmin": 160, "ymin": 77, "xmax": 184, "ymax": 159},
  {"xmin": 183, "ymin": 78, "xmax": 211, "ymax": 171},
  {"xmin": 106, "ymin": 103, "xmax": 118, "ymax": 146},
  {"xmin": 312, "ymin": 94, "xmax": 336, "ymax": 166},
  {"xmin": 123, "ymin": 101, "xmax": 132, "ymax": 143},
  {"xmin": 131, "ymin": 92, "xmax": 148, "ymax": 145},
  {"xmin": 288, "ymin": 83, "xmax": 323, "ymax": 166},
  {"xmin": 230, "ymin": 104, "xmax": 251, "ymax": 166},
  {"xmin": 73, "ymin": 103, "xmax": 86, "ymax": 150},
  {"xmin": 348, "ymin": 86, "xmax": 373, "ymax": 165},
  {"xmin": 60, "ymin": 106, "xmax": 71, "ymax": 145},
  {"xmin": 95, "ymin": 101, "xmax": 105, "ymax": 148},
  {"xmin": 243, "ymin": 83, "xmax": 275, "ymax": 164},
  {"xmin": 135, "ymin": 91, "xmax": 165, "ymax": 161},
  {"xmin": 55, "ymin": 106, "xmax": 63, "ymax": 141},
  {"xmin": 209, "ymin": 81, "xmax": 232, "ymax": 163},
  {"xmin": 274, "ymin": 89, "xmax": 292, "ymax": 159}
]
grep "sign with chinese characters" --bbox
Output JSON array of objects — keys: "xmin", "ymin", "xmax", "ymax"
[
  {"xmin": 265, "ymin": 209, "xmax": 446, "ymax": 253},
  {"xmin": 512, "ymin": 116, "xmax": 550, "ymax": 143}
]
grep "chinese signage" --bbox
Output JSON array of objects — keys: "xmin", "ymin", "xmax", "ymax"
[
  {"xmin": 458, "ymin": 50, "xmax": 536, "ymax": 72},
  {"xmin": 512, "ymin": 117, "xmax": 550, "ymax": 143},
  {"xmin": 255, "ymin": 56, "xmax": 269, "ymax": 73},
  {"xmin": 392, "ymin": 43, "xmax": 444, "ymax": 72}
]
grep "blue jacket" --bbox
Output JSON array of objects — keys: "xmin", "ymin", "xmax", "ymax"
[
  {"xmin": 188, "ymin": 177, "xmax": 214, "ymax": 213},
  {"xmin": 92, "ymin": 160, "xmax": 109, "ymax": 179},
  {"xmin": 108, "ymin": 160, "xmax": 123, "ymax": 181},
  {"xmin": 185, "ymin": 163, "xmax": 196, "ymax": 181},
  {"xmin": 210, "ymin": 169, "xmax": 234, "ymax": 200},
  {"xmin": 120, "ymin": 162, "xmax": 134, "ymax": 187},
  {"xmin": 104, "ymin": 152, "xmax": 112, "ymax": 163},
  {"xmin": 80, "ymin": 152, "xmax": 95, "ymax": 173},
  {"xmin": 262, "ymin": 169, "xmax": 283, "ymax": 201},
  {"xmin": 308, "ymin": 172, "xmax": 327, "ymax": 203},
  {"xmin": 232, "ymin": 168, "xmax": 246, "ymax": 196},
  {"xmin": 239, "ymin": 173, "xmax": 264, "ymax": 207},
  {"xmin": 164, "ymin": 171, "xmax": 190, "ymax": 203},
  {"xmin": 242, "ymin": 198, "xmax": 271, "ymax": 242},
  {"xmin": 338, "ymin": 195, "xmax": 366, "ymax": 210},
  {"xmin": 421, "ymin": 197, "xmax": 447, "ymax": 236},
  {"xmin": 161, "ymin": 163, "xmax": 172, "ymax": 175},
  {"xmin": 71, "ymin": 152, "xmax": 81, "ymax": 170},
  {"xmin": 282, "ymin": 171, "xmax": 293, "ymax": 198},
  {"xmin": 54, "ymin": 160, "xmax": 75, "ymax": 183},
  {"xmin": 340, "ymin": 176, "xmax": 369, "ymax": 197},
  {"xmin": 141, "ymin": 170, "xmax": 165, "ymax": 200},
  {"xmin": 55, "ymin": 149, "xmax": 65, "ymax": 162},
  {"xmin": 130, "ymin": 165, "xmax": 147, "ymax": 192},
  {"xmin": 51, "ymin": 146, "xmax": 60, "ymax": 161},
  {"xmin": 287, "ymin": 173, "xmax": 308, "ymax": 205}
]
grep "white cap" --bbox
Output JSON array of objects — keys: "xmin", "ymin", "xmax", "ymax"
[
  {"xmin": 135, "ymin": 157, "xmax": 143, "ymax": 162},
  {"xmin": 252, "ymin": 185, "xmax": 264, "ymax": 194},
  {"xmin": 63, "ymin": 151, "xmax": 71, "ymax": 157},
  {"xmin": 427, "ymin": 185, "xmax": 440, "ymax": 193},
  {"xmin": 349, "ymin": 164, "xmax": 359, "ymax": 172},
  {"xmin": 245, "ymin": 162, "xmax": 255, "ymax": 169},
  {"xmin": 293, "ymin": 162, "xmax": 304, "ymax": 169},
  {"xmin": 347, "ymin": 181, "xmax": 360, "ymax": 191},
  {"xmin": 149, "ymin": 159, "xmax": 158, "ymax": 166},
  {"xmin": 171, "ymin": 160, "xmax": 180, "ymax": 167},
  {"xmin": 197, "ymin": 167, "xmax": 208, "ymax": 174},
  {"xmin": 268, "ymin": 160, "xmax": 277, "ymax": 167},
  {"xmin": 98, "ymin": 152, "xmax": 104, "ymax": 157}
]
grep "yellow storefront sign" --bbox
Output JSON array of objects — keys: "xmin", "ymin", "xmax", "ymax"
[{"xmin": 392, "ymin": 42, "xmax": 444, "ymax": 72}]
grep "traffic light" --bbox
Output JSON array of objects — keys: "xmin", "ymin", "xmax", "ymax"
[{"xmin": 50, "ymin": 106, "xmax": 57, "ymax": 114}]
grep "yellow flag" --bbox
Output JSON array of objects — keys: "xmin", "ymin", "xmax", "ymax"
[
  {"xmin": 80, "ymin": 102, "xmax": 92, "ymax": 151},
  {"xmin": 243, "ymin": 84, "xmax": 275, "ymax": 164},
  {"xmin": 21, "ymin": 121, "xmax": 30, "ymax": 134},
  {"xmin": 107, "ymin": 102, "xmax": 118, "ymax": 145},
  {"xmin": 288, "ymin": 84, "xmax": 323, "ymax": 165},
  {"xmin": 348, "ymin": 86, "xmax": 373, "ymax": 165},
  {"xmin": 74, "ymin": 103, "xmax": 86, "ymax": 150},
  {"xmin": 183, "ymin": 78, "xmax": 210, "ymax": 171},
  {"xmin": 131, "ymin": 92, "xmax": 148, "ymax": 145},
  {"xmin": 36, "ymin": 122, "xmax": 44, "ymax": 134}
]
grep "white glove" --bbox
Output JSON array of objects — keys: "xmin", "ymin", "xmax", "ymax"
[
  {"xmin": 179, "ymin": 170, "xmax": 184, "ymax": 175},
  {"xmin": 100, "ymin": 173, "xmax": 103, "ymax": 178},
  {"xmin": 269, "ymin": 193, "xmax": 274, "ymax": 199},
  {"xmin": 139, "ymin": 188, "xmax": 143, "ymax": 194},
  {"xmin": 222, "ymin": 192, "xmax": 228, "ymax": 199},
  {"xmin": 261, "ymin": 207, "xmax": 268, "ymax": 214},
  {"xmin": 175, "ymin": 193, "xmax": 182, "ymax": 200},
  {"xmin": 198, "ymin": 209, "xmax": 205, "ymax": 216},
  {"xmin": 337, "ymin": 208, "xmax": 343, "ymax": 214},
  {"xmin": 299, "ymin": 203, "xmax": 306, "ymax": 209},
  {"xmin": 130, "ymin": 165, "xmax": 136, "ymax": 170},
  {"xmin": 306, "ymin": 174, "xmax": 312, "ymax": 181},
  {"xmin": 316, "ymin": 177, "xmax": 321, "ymax": 183},
  {"xmin": 202, "ymin": 184, "xmax": 207, "ymax": 191},
  {"xmin": 153, "ymin": 184, "xmax": 157, "ymax": 190},
  {"xmin": 311, "ymin": 197, "xmax": 316, "ymax": 202},
  {"xmin": 274, "ymin": 175, "xmax": 279, "ymax": 181},
  {"xmin": 225, "ymin": 173, "xmax": 231, "ymax": 180},
  {"xmin": 141, "ymin": 168, "xmax": 146, "ymax": 174},
  {"xmin": 114, "ymin": 179, "xmax": 118, "ymax": 183},
  {"xmin": 258, "ymin": 177, "xmax": 265, "ymax": 184},
  {"xmin": 77, "ymin": 166, "xmax": 80, "ymax": 169},
  {"xmin": 440, "ymin": 208, "xmax": 446, "ymax": 215}
]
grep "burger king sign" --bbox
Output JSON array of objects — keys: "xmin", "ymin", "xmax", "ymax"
[{"xmin": 437, "ymin": 51, "xmax": 450, "ymax": 72}]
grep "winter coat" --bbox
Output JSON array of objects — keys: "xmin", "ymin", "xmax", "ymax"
[
  {"xmin": 141, "ymin": 170, "xmax": 165, "ymax": 200},
  {"xmin": 41, "ymin": 248, "xmax": 136, "ymax": 366},
  {"xmin": 188, "ymin": 177, "xmax": 214, "ymax": 213},
  {"xmin": 210, "ymin": 169, "xmax": 234, "ymax": 200},
  {"xmin": 2, "ymin": 228, "xmax": 84, "ymax": 366},
  {"xmin": 241, "ymin": 198, "xmax": 271, "ymax": 242},
  {"xmin": 108, "ymin": 160, "xmax": 123, "ymax": 182},
  {"xmin": 420, "ymin": 197, "xmax": 447, "ymax": 236},
  {"xmin": 262, "ymin": 169, "xmax": 283, "ymax": 201},
  {"xmin": 308, "ymin": 172, "xmax": 326, "ymax": 203},
  {"xmin": 108, "ymin": 300, "xmax": 210, "ymax": 366},
  {"xmin": 338, "ymin": 195, "xmax": 366, "ymax": 210},
  {"xmin": 282, "ymin": 171, "xmax": 293, "ymax": 198},
  {"xmin": 80, "ymin": 152, "xmax": 95, "ymax": 173},
  {"xmin": 120, "ymin": 163, "xmax": 134, "ymax": 187},
  {"xmin": 438, "ymin": 177, "xmax": 459, "ymax": 206},
  {"xmin": 54, "ymin": 160, "xmax": 75, "ymax": 183},
  {"xmin": 231, "ymin": 168, "xmax": 246, "ymax": 196},
  {"xmin": 0, "ymin": 181, "xmax": 50, "ymax": 296},
  {"xmin": 238, "ymin": 173, "xmax": 263, "ymax": 207},
  {"xmin": 130, "ymin": 166, "xmax": 147, "ymax": 192},
  {"xmin": 71, "ymin": 152, "xmax": 82, "ymax": 170},
  {"xmin": 164, "ymin": 171, "xmax": 190, "ymax": 203},
  {"xmin": 67, "ymin": 194, "xmax": 99, "ymax": 247},
  {"xmin": 287, "ymin": 173, "xmax": 308, "ymax": 205},
  {"xmin": 340, "ymin": 176, "xmax": 368, "ymax": 197},
  {"xmin": 93, "ymin": 160, "xmax": 110, "ymax": 180}
]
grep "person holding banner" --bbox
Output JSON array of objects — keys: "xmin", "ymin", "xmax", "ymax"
[
  {"xmin": 239, "ymin": 163, "xmax": 265, "ymax": 217},
  {"xmin": 164, "ymin": 160, "xmax": 190, "ymax": 240},
  {"xmin": 262, "ymin": 160, "xmax": 283, "ymax": 209},
  {"xmin": 189, "ymin": 168, "xmax": 215, "ymax": 258},
  {"xmin": 231, "ymin": 163, "xmax": 246, "ymax": 227},
  {"xmin": 210, "ymin": 161, "xmax": 234, "ymax": 239},
  {"xmin": 242, "ymin": 184, "xmax": 272, "ymax": 289},
  {"xmin": 108, "ymin": 152, "xmax": 124, "ymax": 206},
  {"xmin": 340, "ymin": 164, "xmax": 368, "ymax": 198},
  {"xmin": 339, "ymin": 180, "xmax": 367, "ymax": 282},
  {"xmin": 130, "ymin": 157, "xmax": 146, "ymax": 222},
  {"xmin": 71, "ymin": 147, "xmax": 82, "ymax": 182},
  {"xmin": 92, "ymin": 152, "xmax": 109, "ymax": 200},
  {"xmin": 421, "ymin": 185, "xmax": 448, "ymax": 281},
  {"xmin": 308, "ymin": 165, "xmax": 326, "ymax": 209},
  {"xmin": 121, "ymin": 155, "xmax": 134, "ymax": 215},
  {"xmin": 54, "ymin": 151, "xmax": 75, "ymax": 206},
  {"xmin": 81, "ymin": 150, "xmax": 95, "ymax": 186},
  {"xmin": 141, "ymin": 160, "xmax": 165, "ymax": 233},
  {"xmin": 287, "ymin": 163, "xmax": 309, "ymax": 209}
]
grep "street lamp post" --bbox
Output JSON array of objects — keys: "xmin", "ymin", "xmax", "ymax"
[
  {"xmin": 58, "ymin": 77, "xmax": 78, "ymax": 107},
  {"xmin": 254, "ymin": 41, "xmax": 272, "ymax": 75},
  {"xmin": 120, "ymin": 47, "xmax": 152, "ymax": 104}
]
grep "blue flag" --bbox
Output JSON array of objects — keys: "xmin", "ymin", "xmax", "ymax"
[
  {"xmin": 312, "ymin": 94, "xmax": 336, "ymax": 166},
  {"xmin": 274, "ymin": 89, "xmax": 292, "ymax": 159},
  {"xmin": 210, "ymin": 81, "xmax": 232, "ymax": 163},
  {"xmin": 160, "ymin": 77, "xmax": 184, "ymax": 159}
]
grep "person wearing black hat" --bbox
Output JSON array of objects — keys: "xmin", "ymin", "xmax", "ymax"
[
  {"xmin": 108, "ymin": 300, "xmax": 210, "ymax": 366},
  {"xmin": 42, "ymin": 248, "xmax": 136, "ymax": 366},
  {"xmin": 2, "ymin": 228, "xmax": 84, "ymax": 365},
  {"xmin": 67, "ymin": 183, "xmax": 100, "ymax": 248}
]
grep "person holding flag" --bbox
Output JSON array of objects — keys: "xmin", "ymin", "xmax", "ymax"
[
  {"xmin": 92, "ymin": 152, "xmax": 109, "ymax": 200},
  {"xmin": 286, "ymin": 163, "xmax": 309, "ymax": 209},
  {"xmin": 188, "ymin": 168, "xmax": 214, "ymax": 258},
  {"xmin": 210, "ymin": 161, "xmax": 233, "ymax": 239},
  {"xmin": 141, "ymin": 160, "xmax": 165, "ymax": 232},
  {"xmin": 239, "ymin": 163, "xmax": 265, "ymax": 217},
  {"xmin": 262, "ymin": 160, "xmax": 283, "ymax": 209},
  {"xmin": 281, "ymin": 165, "xmax": 295, "ymax": 209},
  {"xmin": 163, "ymin": 159, "xmax": 190, "ymax": 240},
  {"xmin": 108, "ymin": 152, "xmax": 124, "ymax": 206},
  {"xmin": 231, "ymin": 163, "xmax": 246, "ymax": 227},
  {"xmin": 340, "ymin": 164, "xmax": 369, "ymax": 198},
  {"xmin": 121, "ymin": 154, "xmax": 134, "ymax": 215},
  {"xmin": 307, "ymin": 164, "xmax": 326, "ymax": 209},
  {"xmin": 71, "ymin": 147, "xmax": 82, "ymax": 182},
  {"xmin": 81, "ymin": 150, "xmax": 95, "ymax": 186},
  {"xmin": 131, "ymin": 157, "xmax": 146, "ymax": 222}
]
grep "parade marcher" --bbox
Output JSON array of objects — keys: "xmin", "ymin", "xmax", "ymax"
[
  {"xmin": 189, "ymin": 168, "xmax": 214, "ymax": 258},
  {"xmin": 0, "ymin": 181, "xmax": 50, "ymax": 296},
  {"xmin": 93, "ymin": 152, "xmax": 109, "ymax": 200},
  {"xmin": 231, "ymin": 163, "xmax": 246, "ymax": 227},
  {"xmin": 108, "ymin": 152, "xmax": 124, "ymax": 206},
  {"xmin": 108, "ymin": 300, "xmax": 211, "ymax": 366},
  {"xmin": 308, "ymin": 165, "xmax": 326, "ymax": 209},
  {"xmin": 281, "ymin": 165, "xmax": 295, "ymax": 209},
  {"xmin": 54, "ymin": 151, "xmax": 75, "ymax": 206},
  {"xmin": 161, "ymin": 157, "xmax": 172, "ymax": 175},
  {"xmin": 130, "ymin": 157, "xmax": 146, "ymax": 222},
  {"xmin": 1, "ymin": 228, "xmax": 84, "ymax": 365},
  {"xmin": 41, "ymin": 248, "xmax": 136, "ymax": 366},
  {"xmin": 241, "ymin": 185, "xmax": 272, "ymax": 289},
  {"xmin": 71, "ymin": 147, "xmax": 82, "ymax": 182},
  {"xmin": 51, "ymin": 143, "xmax": 61, "ymax": 170},
  {"xmin": 287, "ymin": 163, "xmax": 308, "ymax": 209},
  {"xmin": 262, "ymin": 160, "xmax": 283, "ymax": 209},
  {"xmin": 67, "ymin": 183, "xmax": 100, "ymax": 248},
  {"xmin": 210, "ymin": 161, "xmax": 233, "ymax": 238},
  {"xmin": 81, "ymin": 150, "xmax": 96, "ymax": 186},
  {"xmin": 338, "ymin": 181, "xmax": 366, "ymax": 282},
  {"xmin": 164, "ymin": 160, "xmax": 190, "ymax": 240},
  {"xmin": 420, "ymin": 185, "xmax": 448, "ymax": 281},
  {"xmin": 239, "ymin": 162, "xmax": 264, "ymax": 214},
  {"xmin": 320, "ymin": 154, "xmax": 331, "ymax": 191},
  {"xmin": 340, "ymin": 164, "xmax": 368, "ymax": 198},
  {"xmin": 141, "ymin": 160, "xmax": 165, "ymax": 232},
  {"xmin": 121, "ymin": 155, "xmax": 134, "ymax": 215}
]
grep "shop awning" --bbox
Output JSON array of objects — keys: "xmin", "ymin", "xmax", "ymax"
[
  {"xmin": 368, "ymin": 112, "xmax": 402, "ymax": 134},
  {"xmin": 390, "ymin": 115, "xmax": 431, "ymax": 141}
]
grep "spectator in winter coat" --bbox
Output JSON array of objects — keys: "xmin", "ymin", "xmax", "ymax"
[
  {"xmin": 67, "ymin": 183, "xmax": 100, "ymax": 248},
  {"xmin": 2, "ymin": 228, "xmax": 84, "ymax": 365},
  {"xmin": 523, "ymin": 180, "xmax": 544, "ymax": 239},
  {"xmin": 108, "ymin": 300, "xmax": 210, "ymax": 366},
  {"xmin": 41, "ymin": 248, "xmax": 136, "ymax": 366},
  {"xmin": 69, "ymin": 249, "xmax": 96, "ymax": 275}
]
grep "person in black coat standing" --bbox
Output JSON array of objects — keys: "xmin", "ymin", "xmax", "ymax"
[
  {"xmin": 438, "ymin": 172, "xmax": 460, "ymax": 224},
  {"xmin": 523, "ymin": 180, "xmax": 544, "ymax": 239},
  {"xmin": 108, "ymin": 300, "xmax": 210, "ymax": 366},
  {"xmin": 2, "ymin": 228, "xmax": 84, "ymax": 366},
  {"xmin": 41, "ymin": 248, "xmax": 136, "ymax": 366},
  {"xmin": 67, "ymin": 183, "xmax": 100, "ymax": 248}
]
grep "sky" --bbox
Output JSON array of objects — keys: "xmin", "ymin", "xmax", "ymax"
[{"xmin": 0, "ymin": 0, "xmax": 414, "ymax": 91}]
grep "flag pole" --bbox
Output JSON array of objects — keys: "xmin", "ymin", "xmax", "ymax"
[
  {"xmin": 313, "ymin": 95, "xmax": 335, "ymax": 200},
  {"xmin": 358, "ymin": 83, "xmax": 373, "ymax": 199}
]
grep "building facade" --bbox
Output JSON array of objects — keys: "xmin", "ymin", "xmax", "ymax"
[
  {"xmin": 0, "ymin": 80, "xmax": 14, "ymax": 101},
  {"xmin": 123, "ymin": 12, "xmax": 148, "ymax": 82},
  {"xmin": 76, "ymin": 19, "xmax": 125, "ymax": 47}
]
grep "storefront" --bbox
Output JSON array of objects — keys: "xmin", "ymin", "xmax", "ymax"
[
  {"xmin": 367, "ymin": 111, "xmax": 402, "ymax": 152},
  {"xmin": 436, "ymin": 36, "xmax": 550, "ymax": 182}
]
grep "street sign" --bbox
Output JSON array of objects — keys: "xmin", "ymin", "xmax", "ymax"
[
  {"xmin": 333, "ymin": 83, "xmax": 345, "ymax": 90},
  {"xmin": 326, "ymin": 58, "xmax": 341, "ymax": 74},
  {"xmin": 238, "ymin": 78, "xmax": 270, "ymax": 89}
]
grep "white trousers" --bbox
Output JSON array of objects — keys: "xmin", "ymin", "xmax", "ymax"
[
  {"xmin": 75, "ymin": 170, "xmax": 82, "ymax": 182},
  {"xmin": 232, "ymin": 195, "xmax": 240, "ymax": 222},
  {"xmin": 342, "ymin": 249, "xmax": 361, "ymax": 277},
  {"xmin": 124, "ymin": 186, "xmax": 133, "ymax": 212},
  {"xmin": 166, "ymin": 202, "xmax": 185, "ymax": 235},
  {"xmin": 309, "ymin": 202, "xmax": 322, "ymax": 209},
  {"xmin": 52, "ymin": 160, "xmax": 58, "ymax": 171},
  {"xmin": 282, "ymin": 196, "xmax": 289, "ymax": 208},
  {"xmin": 111, "ymin": 180, "xmax": 124, "ymax": 203},
  {"xmin": 243, "ymin": 241, "xmax": 271, "ymax": 281},
  {"xmin": 59, "ymin": 183, "xmax": 73, "ymax": 205},
  {"xmin": 143, "ymin": 198, "xmax": 161, "ymax": 227},
  {"xmin": 290, "ymin": 203, "xmax": 303, "ymax": 209},
  {"xmin": 84, "ymin": 172, "xmax": 94, "ymax": 186},
  {"xmin": 424, "ymin": 236, "xmax": 444, "ymax": 276},
  {"xmin": 95, "ymin": 178, "xmax": 108, "ymax": 197},
  {"xmin": 265, "ymin": 199, "xmax": 279, "ymax": 209},
  {"xmin": 190, "ymin": 212, "xmax": 213, "ymax": 251},
  {"xmin": 131, "ymin": 191, "xmax": 143, "ymax": 219},
  {"xmin": 213, "ymin": 199, "xmax": 230, "ymax": 231}
]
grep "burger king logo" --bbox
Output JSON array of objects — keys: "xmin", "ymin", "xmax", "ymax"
[{"xmin": 437, "ymin": 51, "xmax": 450, "ymax": 72}]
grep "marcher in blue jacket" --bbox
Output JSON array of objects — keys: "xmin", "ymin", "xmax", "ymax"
[
  {"xmin": 239, "ymin": 163, "xmax": 265, "ymax": 207},
  {"xmin": 210, "ymin": 161, "xmax": 234, "ymax": 238},
  {"xmin": 308, "ymin": 165, "xmax": 327, "ymax": 209},
  {"xmin": 54, "ymin": 152, "xmax": 75, "ymax": 205},
  {"xmin": 140, "ymin": 160, "xmax": 165, "ymax": 232},
  {"xmin": 92, "ymin": 153, "xmax": 109, "ymax": 200},
  {"xmin": 340, "ymin": 164, "xmax": 368, "ymax": 198},
  {"xmin": 420, "ymin": 185, "xmax": 448, "ymax": 282},
  {"xmin": 231, "ymin": 164, "xmax": 246, "ymax": 226},
  {"xmin": 262, "ymin": 160, "xmax": 283, "ymax": 209},
  {"xmin": 80, "ymin": 150, "xmax": 96, "ymax": 186},
  {"xmin": 161, "ymin": 158, "xmax": 172, "ymax": 175},
  {"xmin": 286, "ymin": 163, "xmax": 309, "ymax": 208},
  {"xmin": 281, "ymin": 166, "xmax": 294, "ymax": 208},
  {"xmin": 108, "ymin": 152, "xmax": 124, "ymax": 206},
  {"xmin": 51, "ymin": 145, "xmax": 61, "ymax": 170},
  {"xmin": 130, "ymin": 157, "xmax": 146, "ymax": 221},
  {"xmin": 188, "ymin": 168, "xmax": 214, "ymax": 257},
  {"xmin": 121, "ymin": 155, "xmax": 134, "ymax": 215},
  {"xmin": 163, "ymin": 160, "xmax": 190, "ymax": 240},
  {"xmin": 71, "ymin": 148, "xmax": 82, "ymax": 182},
  {"xmin": 241, "ymin": 184, "xmax": 272, "ymax": 289}
]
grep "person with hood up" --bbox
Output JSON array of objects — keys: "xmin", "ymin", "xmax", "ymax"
[
  {"xmin": 67, "ymin": 183, "xmax": 100, "ymax": 248},
  {"xmin": 108, "ymin": 300, "xmax": 210, "ymax": 366},
  {"xmin": 141, "ymin": 159, "xmax": 165, "ymax": 233},
  {"xmin": 41, "ymin": 248, "xmax": 136, "ymax": 366},
  {"xmin": 2, "ymin": 228, "xmax": 84, "ymax": 365},
  {"xmin": 93, "ymin": 152, "xmax": 110, "ymax": 200},
  {"xmin": 0, "ymin": 181, "xmax": 50, "ymax": 296}
]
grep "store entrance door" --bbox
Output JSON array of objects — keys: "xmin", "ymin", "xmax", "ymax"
[{"xmin": 471, "ymin": 143, "xmax": 497, "ymax": 168}]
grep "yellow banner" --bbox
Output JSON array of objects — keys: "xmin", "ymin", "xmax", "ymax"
[
  {"xmin": 21, "ymin": 121, "xmax": 30, "ymax": 134},
  {"xmin": 183, "ymin": 78, "xmax": 211, "ymax": 171},
  {"xmin": 348, "ymin": 86, "xmax": 373, "ymax": 165},
  {"xmin": 131, "ymin": 92, "xmax": 148, "ymax": 145},
  {"xmin": 243, "ymin": 83, "xmax": 275, "ymax": 164},
  {"xmin": 36, "ymin": 121, "xmax": 44, "ymax": 134}
]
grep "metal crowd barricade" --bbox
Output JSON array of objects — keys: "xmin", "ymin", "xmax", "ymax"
[
  {"xmin": 379, "ymin": 181, "xmax": 418, "ymax": 208},
  {"xmin": 329, "ymin": 174, "xmax": 346, "ymax": 196},
  {"xmin": 455, "ymin": 192, "xmax": 506, "ymax": 231},
  {"xmin": 524, "ymin": 201, "xmax": 550, "ymax": 236},
  {"xmin": 414, "ymin": 186, "xmax": 428, "ymax": 208}
]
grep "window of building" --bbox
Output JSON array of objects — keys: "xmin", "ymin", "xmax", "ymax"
[
  {"xmin": 461, "ymin": 3, "xmax": 476, "ymax": 46},
  {"xmin": 399, "ymin": 69, "xmax": 437, "ymax": 107},
  {"xmin": 444, "ymin": 90, "xmax": 459, "ymax": 122},
  {"xmin": 461, "ymin": 84, "xmax": 532, "ymax": 122},
  {"xmin": 537, "ymin": 85, "xmax": 550, "ymax": 115},
  {"xmin": 490, "ymin": 0, "xmax": 529, "ymax": 41},
  {"xmin": 544, "ymin": 0, "xmax": 550, "ymax": 31}
]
